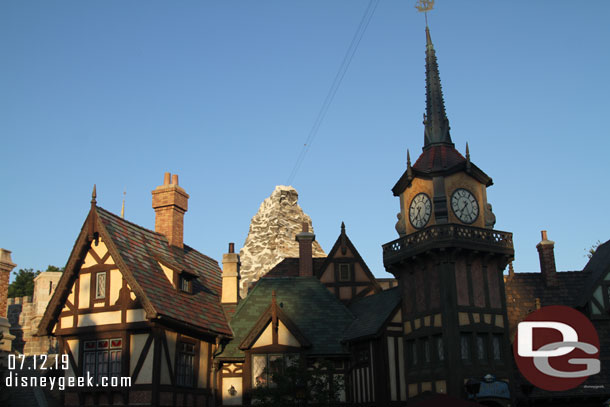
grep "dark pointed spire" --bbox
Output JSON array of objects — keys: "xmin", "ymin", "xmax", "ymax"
[
  {"xmin": 423, "ymin": 26, "xmax": 453, "ymax": 149},
  {"xmin": 91, "ymin": 184, "xmax": 97, "ymax": 207},
  {"xmin": 340, "ymin": 222, "xmax": 347, "ymax": 255},
  {"xmin": 465, "ymin": 142, "xmax": 471, "ymax": 171}
]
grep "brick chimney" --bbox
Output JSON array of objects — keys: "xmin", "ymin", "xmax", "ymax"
[
  {"xmin": 222, "ymin": 243, "xmax": 240, "ymax": 307},
  {"xmin": 0, "ymin": 249, "xmax": 17, "ymax": 318},
  {"xmin": 152, "ymin": 172, "xmax": 189, "ymax": 248},
  {"xmin": 295, "ymin": 222, "xmax": 315, "ymax": 277},
  {"xmin": 537, "ymin": 230, "xmax": 557, "ymax": 287}
]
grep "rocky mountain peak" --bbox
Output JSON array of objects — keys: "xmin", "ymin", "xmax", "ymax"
[{"xmin": 238, "ymin": 185, "xmax": 326, "ymax": 297}]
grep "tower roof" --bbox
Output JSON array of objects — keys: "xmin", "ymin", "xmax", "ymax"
[
  {"xmin": 423, "ymin": 26, "xmax": 453, "ymax": 148},
  {"xmin": 392, "ymin": 25, "xmax": 492, "ymax": 196}
]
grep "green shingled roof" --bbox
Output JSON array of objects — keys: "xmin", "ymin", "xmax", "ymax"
[
  {"xmin": 343, "ymin": 287, "xmax": 401, "ymax": 341},
  {"xmin": 220, "ymin": 277, "xmax": 354, "ymax": 359}
]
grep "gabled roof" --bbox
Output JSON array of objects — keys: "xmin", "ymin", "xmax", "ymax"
[
  {"xmin": 577, "ymin": 239, "xmax": 610, "ymax": 307},
  {"xmin": 343, "ymin": 287, "xmax": 401, "ymax": 342},
  {"xmin": 315, "ymin": 223, "xmax": 382, "ymax": 294},
  {"xmin": 219, "ymin": 277, "xmax": 354, "ymax": 359},
  {"xmin": 39, "ymin": 205, "xmax": 231, "ymax": 337},
  {"xmin": 239, "ymin": 294, "xmax": 311, "ymax": 350},
  {"xmin": 263, "ymin": 257, "xmax": 327, "ymax": 278}
]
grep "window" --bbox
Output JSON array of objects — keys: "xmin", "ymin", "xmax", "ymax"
[
  {"xmin": 252, "ymin": 354, "xmax": 299, "ymax": 388},
  {"xmin": 176, "ymin": 342, "xmax": 195, "ymax": 386},
  {"xmin": 492, "ymin": 335, "xmax": 502, "ymax": 361},
  {"xmin": 338, "ymin": 264, "xmax": 351, "ymax": 281},
  {"xmin": 476, "ymin": 334, "xmax": 487, "ymax": 361},
  {"xmin": 460, "ymin": 334, "xmax": 471, "ymax": 362},
  {"xmin": 435, "ymin": 336, "xmax": 444, "ymax": 361},
  {"xmin": 179, "ymin": 275, "xmax": 191, "ymax": 293},
  {"xmin": 95, "ymin": 272, "xmax": 106, "ymax": 299},
  {"xmin": 407, "ymin": 340, "xmax": 417, "ymax": 366},
  {"xmin": 83, "ymin": 338, "xmax": 122, "ymax": 383},
  {"xmin": 423, "ymin": 338, "xmax": 431, "ymax": 364}
]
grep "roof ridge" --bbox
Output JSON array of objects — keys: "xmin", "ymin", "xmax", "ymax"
[{"xmin": 96, "ymin": 205, "xmax": 218, "ymax": 264}]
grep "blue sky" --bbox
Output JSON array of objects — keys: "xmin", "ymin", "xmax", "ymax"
[{"xmin": 2, "ymin": 1, "xmax": 609, "ymax": 281}]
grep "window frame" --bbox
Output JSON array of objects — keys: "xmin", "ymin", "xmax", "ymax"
[{"xmin": 82, "ymin": 337, "xmax": 123, "ymax": 384}]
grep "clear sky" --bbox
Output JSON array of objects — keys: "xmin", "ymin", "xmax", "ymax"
[{"xmin": 2, "ymin": 1, "xmax": 609, "ymax": 282}]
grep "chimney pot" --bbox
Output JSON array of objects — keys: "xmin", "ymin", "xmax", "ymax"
[
  {"xmin": 536, "ymin": 230, "xmax": 557, "ymax": 287},
  {"xmin": 152, "ymin": 173, "xmax": 189, "ymax": 248},
  {"xmin": 296, "ymin": 224, "xmax": 315, "ymax": 277},
  {"xmin": 172, "ymin": 174, "xmax": 179, "ymax": 185},
  {"xmin": 229, "ymin": 242, "xmax": 235, "ymax": 254}
]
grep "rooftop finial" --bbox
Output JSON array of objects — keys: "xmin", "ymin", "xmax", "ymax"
[
  {"xmin": 341, "ymin": 221, "xmax": 346, "ymax": 234},
  {"xmin": 465, "ymin": 142, "xmax": 471, "ymax": 171},
  {"xmin": 91, "ymin": 184, "xmax": 97, "ymax": 206},
  {"xmin": 415, "ymin": 0, "xmax": 434, "ymax": 27},
  {"xmin": 407, "ymin": 149, "xmax": 413, "ymax": 179},
  {"xmin": 121, "ymin": 189, "xmax": 126, "ymax": 219}
]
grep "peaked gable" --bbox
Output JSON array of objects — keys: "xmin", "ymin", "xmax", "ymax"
[
  {"xmin": 316, "ymin": 225, "xmax": 381, "ymax": 301},
  {"xmin": 578, "ymin": 239, "xmax": 610, "ymax": 311},
  {"xmin": 240, "ymin": 295, "xmax": 311, "ymax": 350},
  {"xmin": 219, "ymin": 277, "xmax": 354, "ymax": 359},
  {"xmin": 39, "ymin": 205, "xmax": 231, "ymax": 337}
]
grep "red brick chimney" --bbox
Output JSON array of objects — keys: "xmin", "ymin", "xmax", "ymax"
[
  {"xmin": 295, "ymin": 222, "xmax": 315, "ymax": 277},
  {"xmin": 537, "ymin": 230, "xmax": 557, "ymax": 287},
  {"xmin": 152, "ymin": 172, "xmax": 189, "ymax": 248}
]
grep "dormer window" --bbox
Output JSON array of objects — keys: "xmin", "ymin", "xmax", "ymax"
[{"xmin": 180, "ymin": 274, "xmax": 192, "ymax": 293}]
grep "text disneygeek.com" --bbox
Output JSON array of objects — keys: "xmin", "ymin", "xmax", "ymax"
[{"xmin": 4, "ymin": 372, "xmax": 131, "ymax": 391}]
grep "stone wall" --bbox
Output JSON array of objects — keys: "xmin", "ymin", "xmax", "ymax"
[{"xmin": 6, "ymin": 271, "xmax": 61, "ymax": 355}]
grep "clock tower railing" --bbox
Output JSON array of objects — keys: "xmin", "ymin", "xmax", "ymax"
[{"xmin": 383, "ymin": 224, "xmax": 513, "ymax": 266}]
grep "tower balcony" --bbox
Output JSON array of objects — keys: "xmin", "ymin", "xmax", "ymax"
[{"xmin": 383, "ymin": 224, "xmax": 514, "ymax": 267}]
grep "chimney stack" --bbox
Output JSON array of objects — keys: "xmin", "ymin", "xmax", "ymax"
[
  {"xmin": 222, "ymin": 243, "xmax": 240, "ymax": 318},
  {"xmin": 152, "ymin": 172, "xmax": 189, "ymax": 248},
  {"xmin": 296, "ymin": 222, "xmax": 315, "ymax": 277},
  {"xmin": 537, "ymin": 230, "xmax": 557, "ymax": 287}
]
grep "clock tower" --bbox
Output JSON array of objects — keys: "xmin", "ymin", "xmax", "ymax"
[{"xmin": 383, "ymin": 25, "xmax": 515, "ymax": 401}]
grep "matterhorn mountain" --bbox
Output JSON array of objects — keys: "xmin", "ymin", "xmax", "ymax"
[{"xmin": 238, "ymin": 185, "xmax": 326, "ymax": 298}]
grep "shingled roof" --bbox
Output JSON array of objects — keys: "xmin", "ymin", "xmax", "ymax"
[
  {"xmin": 39, "ymin": 205, "xmax": 231, "ymax": 337},
  {"xmin": 343, "ymin": 287, "xmax": 401, "ymax": 342},
  {"xmin": 504, "ymin": 271, "xmax": 590, "ymax": 341},
  {"xmin": 219, "ymin": 277, "xmax": 354, "ymax": 359},
  {"xmin": 96, "ymin": 207, "xmax": 231, "ymax": 336}
]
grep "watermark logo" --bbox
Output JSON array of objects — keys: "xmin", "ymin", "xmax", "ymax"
[{"xmin": 514, "ymin": 305, "xmax": 600, "ymax": 391}]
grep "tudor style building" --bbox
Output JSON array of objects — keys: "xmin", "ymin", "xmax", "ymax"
[
  {"xmin": 38, "ymin": 175, "xmax": 231, "ymax": 407},
  {"xmin": 382, "ymin": 25, "xmax": 515, "ymax": 401}
]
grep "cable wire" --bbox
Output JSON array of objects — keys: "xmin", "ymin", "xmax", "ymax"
[{"xmin": 286, "ymin": 0, "xmax": 381, "ymax": 185}]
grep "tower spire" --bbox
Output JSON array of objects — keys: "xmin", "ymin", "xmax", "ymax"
[{"xmin": 423, "ymin": 24, "xmax": 453, "ymax": 148}]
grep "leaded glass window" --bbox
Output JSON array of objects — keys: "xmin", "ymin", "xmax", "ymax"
[
  {"xmin": 83, "ymin": 338, "xmax": 122, "ymax": 383},
  {"xmin": 460, "ymin": 334, "xmax": 471, "ymax": 362},
  {"xmin": 176, "ymin": 342, "xmax": 195, "ymax": 386},
  {"xmin": 96, "ymin": 272, "xmax": 106, "ymax": 299}
]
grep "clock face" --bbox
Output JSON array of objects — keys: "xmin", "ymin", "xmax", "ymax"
[
  {"xmin": 409, "ymin": 193, "xmax": 432, "ymax": 229},
  {"xmin": 451, "ymin": 188, "xmax": 479, "ymax": 224}
]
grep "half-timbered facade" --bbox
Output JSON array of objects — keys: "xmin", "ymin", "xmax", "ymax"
[{"xmin": 38, "ymin": 176, "xmax": 232, "ymax": 406}]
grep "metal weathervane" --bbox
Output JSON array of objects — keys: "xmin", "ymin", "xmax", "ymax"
[{"xmin": 415, "ymin": 0, "xmax": 434, "ymax": 25}]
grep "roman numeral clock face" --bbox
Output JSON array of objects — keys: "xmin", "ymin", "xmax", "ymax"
[
  {"xmin": 409, "ymin": 193, "xmax": 432, "ymax": 229},
  {"xmin": 451, "ymin": 188, "xmax": 479, "ymax": 224}
]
